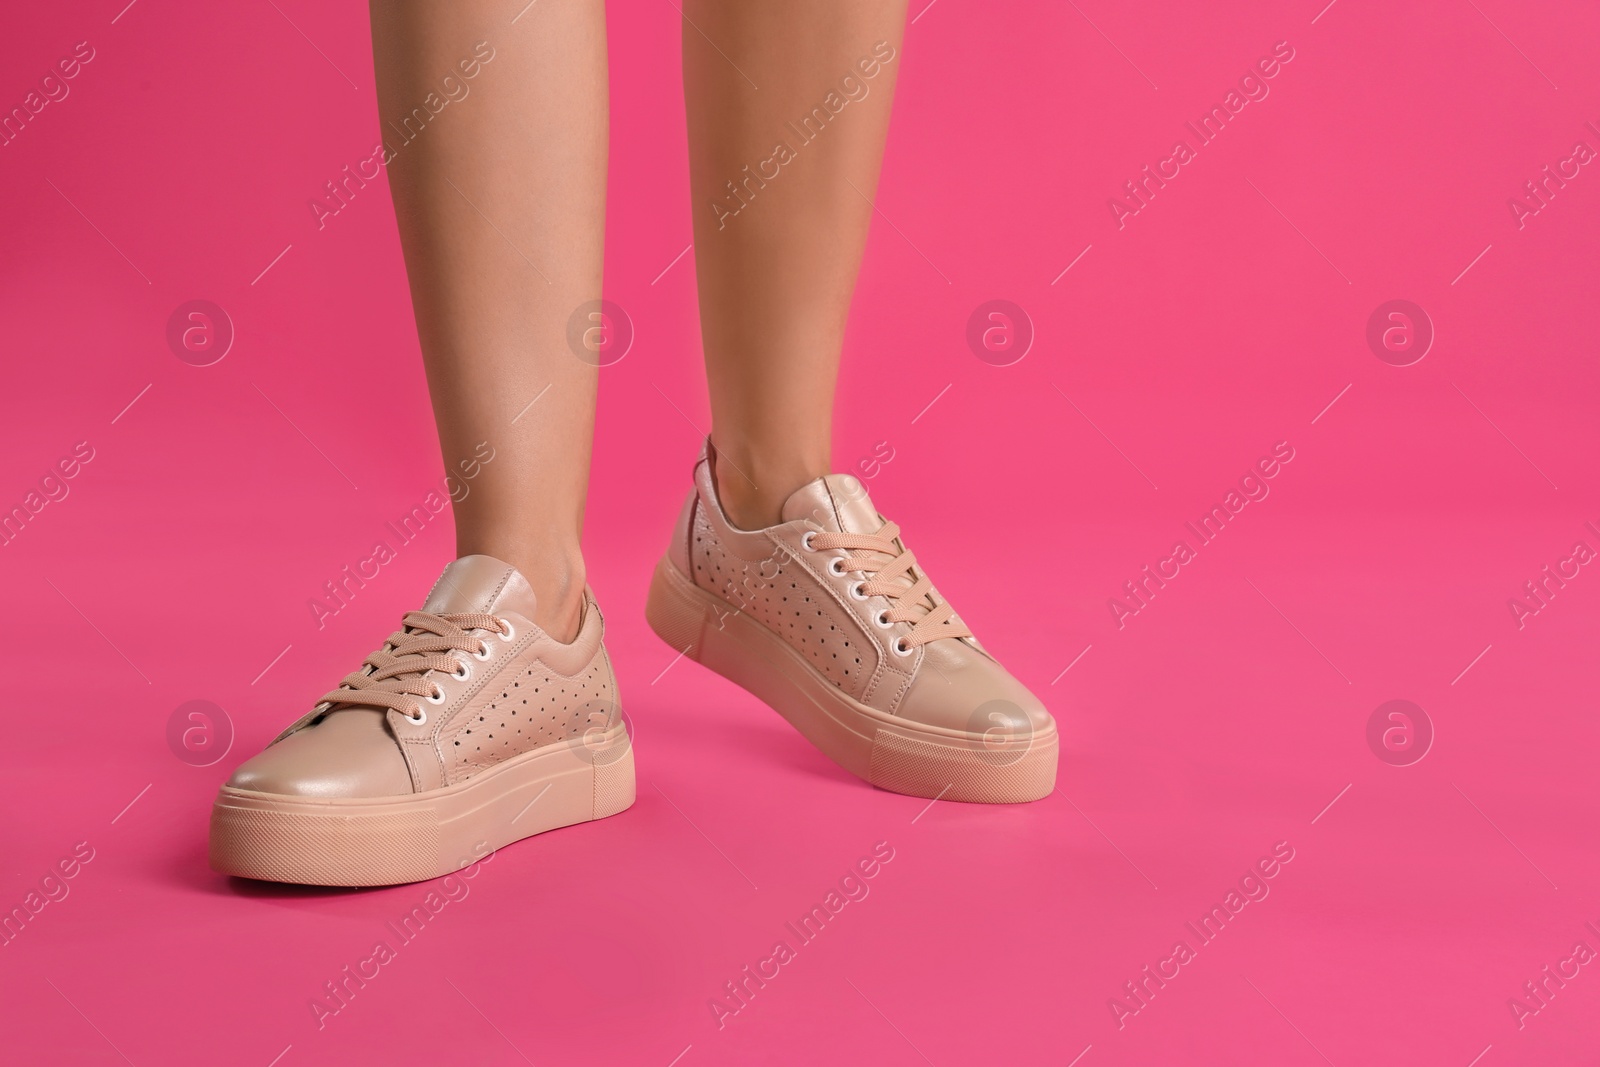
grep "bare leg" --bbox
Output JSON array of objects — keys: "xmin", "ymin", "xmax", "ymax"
[
  {"xmin": 683, "ymin": 1, "xmax": 908, "ymax": 529},
  {"xmin": 371, "ymin": 0, "xmax": 606, "ymax": 640}
]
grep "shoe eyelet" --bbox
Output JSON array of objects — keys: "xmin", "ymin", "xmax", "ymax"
[
  {"xmin": 874, "ymin": 609, "xmax": 893, "ymax": 629},
  {"xmin": 472, "ymin": 641, "xmax": 492, "ymax": 661},
  {"xmin": 849, "ymin": 581, "xmax": 868, "ymax": 602},
  {"xmin": 452, "ymin": 661, "xmax": 471, "ymax": 681},
  {"xmin": 802, "ymin": 531, "xmax": 818, "ymax": 552},
  {"xmin": 827, "ymin": 557, "xmax": 846, "ymax": 577},
  {"xmin": 892, "ymin": 637, "xmax": 913, "ymax": 657},
  {"xmin": 404, "ymin": 708, "xmax": 427, "ymax": 726},
  {"xmin": 426, "ymin": 684, "xmax": 446, "ymax": 705},
  {"xmin": 498, "ymin": 620, "xmax": 516, "ymax": 642}
]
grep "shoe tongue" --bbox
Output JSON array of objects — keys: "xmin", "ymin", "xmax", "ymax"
[
  {"xmin": 780, "ymin": 474, "xmax": 881, "ymax": 534},
  {"xmin": 421, "ymin": 555, "xmax": 538, "ymax": 618}
]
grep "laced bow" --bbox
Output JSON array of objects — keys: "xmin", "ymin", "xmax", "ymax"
[
  {"xmin": 808, "ymin": 521, "xmax": 972, "ymax": 650},
  {"xmin": 317, "ymin": 611, "xmax": 507, "ymax": 720}
]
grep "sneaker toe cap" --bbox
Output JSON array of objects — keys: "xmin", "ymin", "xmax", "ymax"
[
  {"xmin": 225, "ymin": 709, "xmax": 413, "ymax": 798},
  {"xmin": 897, "ymin": 642, "xmax": 1056, "ymax": 741}
]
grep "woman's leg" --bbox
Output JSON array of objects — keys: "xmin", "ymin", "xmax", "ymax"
[
  {"xmin": 371, "ymin": 0, "xmax": 607, "ymax": 640},
  {"xmin": 682, "ymin": 0, "xmax": 908, "ymax": 529},
  {"xmin": 647, "ymin": 5, "xmax": 1057, "ymax": 805}
]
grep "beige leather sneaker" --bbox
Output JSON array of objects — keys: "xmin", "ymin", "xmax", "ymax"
[
  {"xmin": 210, "ymin": 555, "xmax": 634, "ymax": 886},
  {"xmin": 646, "ymin": 445, "xmax": 1058, "ymax": 803}
]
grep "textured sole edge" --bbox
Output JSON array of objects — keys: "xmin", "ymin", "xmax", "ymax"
[
  {"xmin": 208, "ymin": 725, "xmax": 635, "ymax": 886},
  {"xmin": 644, "ymin": 556, "xmax": 1057, "ymax": 804}
]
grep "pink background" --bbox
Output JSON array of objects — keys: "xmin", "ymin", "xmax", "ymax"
[{"xmin": 4, "ymin": 0, "xmax": 1599, "ymax": 1064}]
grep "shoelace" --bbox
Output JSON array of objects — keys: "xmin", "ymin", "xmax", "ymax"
[
  {"xmin": 808, "ymin": 521, "xmax": 972, "ymax": 650},
  {"xmin": 317, "ymin": 611, "xmax": 508, "ymax": 722}
]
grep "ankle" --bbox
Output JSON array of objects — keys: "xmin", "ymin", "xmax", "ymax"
[
  {"xmin": 531, "ymin": 562, "xmax": 586, "ymax": 644},
  {"xmin": 458, "ymin": 539, "xmax": 586, "ymax": 643},
  {"xmin": 711, "ymin": 441, "xmax": 828, "ymax": 530}
]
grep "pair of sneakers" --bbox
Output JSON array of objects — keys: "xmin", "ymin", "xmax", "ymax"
[{"xmin": 210, "ymin": 446, "xmax": 1059, "ymax": 885}]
